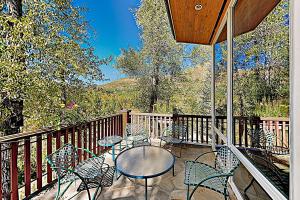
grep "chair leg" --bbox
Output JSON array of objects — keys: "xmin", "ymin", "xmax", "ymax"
[
  {"xmin": 126, "ymin": 139, "xmax": 129, "ymax": 149},
  {"xmin": 179, "ymin": 145, "xmax": 183, "ymax": 158},
  {"xmin": 224, "ymin": 194, "xmax": 227, "ymax": 200},
  {"xmin": 59, "ymin": 180, "xmax": 75, "ymax": 199},
  {"xmin": 55, "ymin": 178, "xmax": 61, "ymax": 200},
  {"xmin": 224, "ymin": 188, "xmax": 228, "ymax": 200},
  {"xmin": 93, "ymin": 186, "xmax": 103, "ymax": 200},
  {"xmin": 160, "ymin": 139, "xmax": 162, "ymax": 147},
  {"xmin": 244, "ymin": 178, "xmax": 255, "ymax": 200},
  {"xmin": 186, "ymin": 185, "xmax": 190, "ymax": 200}
]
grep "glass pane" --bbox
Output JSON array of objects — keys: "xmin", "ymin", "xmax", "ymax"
[
  {"xmin": 232, "ymin": 0, "xmax": 290, "ymax": 199},
  {"xmin": 214, "ymin": 41, "xmax": 227, "ymax": 144}
]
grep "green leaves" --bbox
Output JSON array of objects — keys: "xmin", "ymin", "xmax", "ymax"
[
  {"xmin": 0, "ymin": 0, "xmax": 110, "ymax": 132},
  {"xmin": 115, "ymin": 0, "xmax": 192, "ymax": 112}
]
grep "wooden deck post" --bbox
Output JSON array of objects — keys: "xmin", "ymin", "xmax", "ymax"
[{"xmin": 120, "ymin": 109, "xmax": 131, "ymax": 137}]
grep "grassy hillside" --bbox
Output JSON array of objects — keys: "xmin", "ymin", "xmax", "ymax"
[
  {"xmin": 101, "ymin": 78, "xmax": 137, "ymax": 91},
  {"xmin": 98, "ymin": 63, "xmax": 289, "ymax": 117},
  {"xmin": 98, "ymin": 65, "xmax": 211, "ymax": 114}
]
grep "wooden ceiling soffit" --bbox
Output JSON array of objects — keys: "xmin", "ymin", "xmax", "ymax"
[
  {"xmin": 214, "ymin": 0, "xmax": 281, "ymax": 43},
  {"xmin": 165, "ymin": 0, "xmax": 229, "ymax": 45}
]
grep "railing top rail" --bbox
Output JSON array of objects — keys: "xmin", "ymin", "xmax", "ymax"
[
  {"xmin": 130, "ymin": 112, "xmax": 172, "ymax": 117},
  {"xmin": 0, "ymin": 114, "xmax": 123, "ymax": 143},
  {"xmin": 259, "ymin": 117, "xmax": 289, "ymax": 122},
  {"xmin": 175, "ymin": 114, "xmax": 212, "ymax": 118}
]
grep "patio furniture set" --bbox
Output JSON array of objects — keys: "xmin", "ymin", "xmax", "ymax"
[{"xmin": 46, "ymin": 123, "xmax": 241, "ymax": 200}]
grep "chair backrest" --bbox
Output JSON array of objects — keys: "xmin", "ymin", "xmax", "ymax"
[
  {"xmin": 125, "ymin": 123, "xmax": 146, "ymax": 136},
  {"xmin": 249, "ymin": 128, "xmax": 266, "ymax": 149},
  {"xmin": 165, "ymin": 124, "xmax": 187, "ymax": 139},
  {"xmin": 249, "ymin": 128, "xmax": 275, "ymax": 150},
  {"xmin": 264, "ymin": 129, "xmax": 275, "ymax": 150},
  {"xmin": 46, "ymin": 144, "xmax": 78, "ymax": 177},
  {"xmin": 215, "ymin": 146, "xmax": 240, "ymax": 174}
]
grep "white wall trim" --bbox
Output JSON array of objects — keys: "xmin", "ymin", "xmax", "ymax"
[
  {"xmin": 166, "ymin": 0, "xmax": 177, "ymax": 40},
  {"xmin": 290, "ymin": 0, "xmax": 299, "ymax": 199},
  {"xmin": 227, "ymin": 5, "xmax": 234, "ymax": 146},
  {"xmin": 212, "ymin": 0, "xmax": 238, "ymax": 44},
  {"xmin": 213, "ymin": 126, "xmax": 227, "ymax": 143},
  {"xmin": 211, "ymin": 45, "xmax": 216, "ymax": 150}
]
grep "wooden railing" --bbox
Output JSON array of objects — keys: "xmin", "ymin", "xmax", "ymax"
[
  {"xmin": 0, "ymin": 110, "xmax": 289, "ymax": 199},
  {"xmin": 0, "ymin": 114, "xmax": 123, "ymax": 200},
  {"xmin": 130, "ymin": 112, "xmax": 289, "ymax": 148},
  {"xmin": 215, "ymin": 116, "xmax": 290, "ymax": 148},
  {"xmin": 129, "ymin": 113, "xmax": 212, "ymax": 144},
  {"xmin": 173, "ymin": 114, "xmax": 212, "ymax": 144},
  {"xmin": 129, "ymin": 112, "xmax": 173, "ymax": 138}
]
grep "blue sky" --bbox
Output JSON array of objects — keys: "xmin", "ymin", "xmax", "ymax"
[{"xmin": 78, "ymin": 0, "xmax": 141, "ymax": 83}]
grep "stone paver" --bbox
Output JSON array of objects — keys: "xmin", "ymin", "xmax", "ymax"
[{"xmin": 34, "ymin": 141, "xmax": 237, "ymax": 200}]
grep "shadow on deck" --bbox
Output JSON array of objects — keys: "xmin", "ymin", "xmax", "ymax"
[{"xmin": 34, "ymin": 140, "xmax": 238, "ymax": 200}]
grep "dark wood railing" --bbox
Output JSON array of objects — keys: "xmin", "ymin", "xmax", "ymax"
[
  {"xmin": 129, "ymin": 112, "xmax": 289, "ymax": 148},
  {"xmin": 0, "ymin": 114, "xmax": 123, "ymax": 200},
  {"xmin": 173, "ymin": 114, "xmax": 211, "ymax": 144},
  {"xmin": 0, "ymin": 110, "xmax": 289, "ymax": 199}
]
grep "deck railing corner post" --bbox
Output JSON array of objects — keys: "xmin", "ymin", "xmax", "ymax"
[{"xmin": 120, "ymin": 109, "xmax": 131, "ymax": 137}]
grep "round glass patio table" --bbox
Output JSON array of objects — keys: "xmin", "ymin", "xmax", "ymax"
[
  {"xmin": 115, "ymin": 146, "xmax": 175, "ymax": 200},
  {"xmin": 98, "ymin": 136, "xmax": 122, "ymax": 161}
]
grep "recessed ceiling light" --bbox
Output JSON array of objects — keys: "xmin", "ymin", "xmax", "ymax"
[{"xmin": 195, "ymin": 4, "xmax": 203, "ymax": 11}]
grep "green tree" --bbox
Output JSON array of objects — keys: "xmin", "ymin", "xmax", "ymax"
[
  {"xmin": 116, "ymin": 0, "xmax": 186, "ymax": 113},
  {"xmin": 1, "ymin": 0, "xmax": 108, "ymax": 196}
]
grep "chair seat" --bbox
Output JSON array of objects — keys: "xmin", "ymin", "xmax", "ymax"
[
  {"xmin": 160, "ymin": 136, "xmax": 183, "ymax": 144},
  {"xmin": 63, "ymin": 157, "xmax": 107, "ymax": 183},
  {"xmin": 184, "ymin": 161, "xmax": 227, "ymax": 195},
  {"xmin": 127, "ymin": 134, "xmax": 148, "ymax": 142},
  {"xmin": 77, "ymin": 166, "xmax": 115, "ymax": 192},
  {"xmin": 133, "ymin": 140, "xmax": 151, "ymax": 147},
  {"xmin": 74, "ymin": 157, "xmax": 105, "ymax": 179}
]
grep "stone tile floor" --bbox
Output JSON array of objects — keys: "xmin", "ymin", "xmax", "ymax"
[{"xmin": 34, "ymin": 140, "xmax": 237, "ymax": 200}]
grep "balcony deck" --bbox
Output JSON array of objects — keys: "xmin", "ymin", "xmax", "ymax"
[{"xmin": 33, "ymin": 140, "xmax": 237, "ymax": 200}]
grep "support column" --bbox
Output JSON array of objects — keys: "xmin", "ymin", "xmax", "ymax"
[
  {"xmin": 211, "ymin": 44, "xmax": 216, "ymax": 150},
  {"xmin": 120, "ymin": 109, "xmax": 131, "ymax": 137},
  {"xmin": 291, "ymin": 0, "xmax": 300, "ymax": 199},
  {"xmin": 227, "ymin": 5, "xmax": 234, "ymax": 146}
]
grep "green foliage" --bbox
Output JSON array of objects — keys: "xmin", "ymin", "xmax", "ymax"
[
  {"xmin": 215, "ymin": 0, "xmax": 289, "ymax": 117},
  {"xmin": 0, "ymin": 0, "xmax": 111, "ymax": 133},
  {"xmin": 115, "ymin": 0, "xmax": 210, "ymax": 113},
  {"xmin": 99, "ymin": 65, "xmax": 212, "ymax": 115}
]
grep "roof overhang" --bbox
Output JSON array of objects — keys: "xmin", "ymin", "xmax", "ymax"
[{"xmin": 164, "ymin": 0, "xmax": 281, "ymax": 45}]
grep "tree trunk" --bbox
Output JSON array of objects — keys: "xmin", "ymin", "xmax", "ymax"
[
  {"xmin": 61, "ymin": 78, "xmax": 67, "ymax": 125},
  {"xmin": 1, "ymin": 1, "xmax": 23, "ymax": 199},
  {"xmin": 149, "ymin": 66, "xmax": 159, "ymax": 113}
]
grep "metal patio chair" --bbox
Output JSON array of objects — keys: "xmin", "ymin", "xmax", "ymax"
[
  {"xmin": 184, "ymin": 146, "xmax": 240, "ymax": 200},
  {"xmin": 160, "ymin": 124, "xmax": 187, "ymax": 157},
  {"xmin": 124, "ymin": 123, "xmax": 149, "ymax": 148},
  {"xmin": 46, "ymin": 144, "xmax": 115, "ymax": 200},
  {"xmin": 243, "ymin": 150, "xmax": 289, "ymax": 199},
  {"xmin": 249, "ymin": 128, "xmax": 289, "ymax": 156}
]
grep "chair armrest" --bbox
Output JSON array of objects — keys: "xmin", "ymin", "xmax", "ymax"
[
  {"xmin": 50, "ymin": 166, "xmax": 83, "ymax": 181},
  {"xmin": 199, "ymin": 173, "xmax": 233, "ymax": 185},
  {"xmin": 194, "ymin": 151, "xmax": 218, "ymax": 162},
  {"xmin": 50, "ymin": 166, "xmax": 75, "ymax": 173},
  {"xmin": 100, "ymin": 163, "xmax": 111, "ymax": 173},
  {"xmin": 101, "ymin": 162, "xmax": 111, "ymax": 170},
  {"xmin": 76, "ymin": 147, "xmax": 97, "ymax": 157}
]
